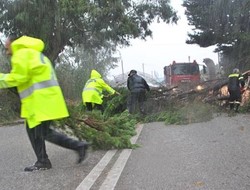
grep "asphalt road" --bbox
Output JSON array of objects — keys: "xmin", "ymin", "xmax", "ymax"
[
  {"xmin": 0, "ymin": 124, "xmax": 106, "ymax": 190},
  {"xmin": 115, "ymin": 114, "xmax": 250, "ymax": 190},
  {"xmin": 1, "ymin": 114, "xmax": 250, "ymax": 190}
]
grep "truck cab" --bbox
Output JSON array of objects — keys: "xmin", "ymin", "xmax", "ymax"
[{"xmin": 164, "ymin": 60, "xmax": 201, "ymax": 89}]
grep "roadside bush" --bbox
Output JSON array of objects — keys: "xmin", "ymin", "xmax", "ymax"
[
  {"xmin": 143, "ymin": 100, "xmax": 214, "ymax": 125},
  {"xmin": 0, "ymin": 89, "xmax": 20, "ymax": 123}
]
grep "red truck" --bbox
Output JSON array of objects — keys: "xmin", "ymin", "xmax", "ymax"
[{"xmin": 164, "ymin": 60, "xmax": 203, "ymax": 89}]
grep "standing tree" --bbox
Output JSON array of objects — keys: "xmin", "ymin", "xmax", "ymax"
[
  {"xmin": 183, "ymin": 0, "xmax": 250, "ymax": 71},
  {"xmin": 56, "ymin": 45, "xmax": 118, "ymax": 100},
  {"xmin": 0, "ymin": 0, "xmax": 178, "ymax": 63}
]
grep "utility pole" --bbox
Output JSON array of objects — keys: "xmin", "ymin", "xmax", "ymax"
[
  {"xmin": 142, "ymin": 63, "xmax": 145, "ymax": 76},
  {"xmin": 118, "ymin": 51, "xmax": 124, "ymax": 80},
  {"xmin": 218, "ymin": 52, "xmax": 220, "ymax": 67},
  {"xmin": 121, "ymin": 58, "xmax": 124, "ymax": 80}
]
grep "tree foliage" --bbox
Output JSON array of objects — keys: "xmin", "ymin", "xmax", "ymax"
[
  {"xmin": 0, "ymin": 0, "xmax": 178, "ymax": 61},
  {"xmin": 0, "ymin": 0, "xmax": 178, "ymax": 106},
  {"xmin": 0, "ymin": 45, "xmax": 20, "ymax": 121},
  {"xmin": 56, "ymin": 102, "xmax": 138, "ymax": 150},
  {"xmin": 183, "ymin": 0, "xmax": 250, "ymax": 70},
  {"xmin": 55, "ymin": 45, "xmax": 118, "ymax": 100}
]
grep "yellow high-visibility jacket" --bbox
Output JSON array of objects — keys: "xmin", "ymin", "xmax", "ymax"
[
  {"xmin": 0, "ymin": 36, "xmax": 69, "ymax": 128},
  {"xmin": 82, "ymin": 70, "xmax": 115, "ymax": 105}
]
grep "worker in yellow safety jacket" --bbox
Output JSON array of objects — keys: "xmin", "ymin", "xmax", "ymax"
[
  {"xmin": 82, "ymin": 69, "xmax": 120, "ymax": 113},
  {"xmin": 2, "ymin": 35, "xmax": 89, "ymax": 172}
]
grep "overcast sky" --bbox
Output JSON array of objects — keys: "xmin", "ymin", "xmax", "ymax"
[{"xmin": 108, "ymin": 0, "xmax": 218, "ymax": 79}]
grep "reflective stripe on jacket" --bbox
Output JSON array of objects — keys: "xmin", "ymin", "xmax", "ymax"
[
  {"xmin": 228, "ymin": 73, "xmax": 245, "ymax": 91},
  {"xmin": 82, "ymin": 70, "xmax": 115, "ymax": 105},
  {"xmin": 0, "ymin": 36, "xmax": 69, "ymax": 128}
]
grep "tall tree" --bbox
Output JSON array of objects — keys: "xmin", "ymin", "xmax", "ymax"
[
  {"xmin": 0, "ymin": 0, "xmax": 178, "ymax": 62},
  {"xmin": 183, "ymin": 0, "xmax": 250, "ymax": 71},
  {"xmin": 56, "ymin": 45, "xmax": 118, "ymax": 100}
]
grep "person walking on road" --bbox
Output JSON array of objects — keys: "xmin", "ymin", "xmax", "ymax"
[
  {"xmin": 82, "ymin": 69, "xmax": 120, "ymax": 113},
  {"xmin": 127, "ymin": 70, "xmax": 150, "ymax": 114},
  {"xmin": 2, "ymin": 35, "xmax": 89, "ymax": 172},
  {"xmin": 228, "ymin": 68, "xmax": 245, "ymax": 112}
]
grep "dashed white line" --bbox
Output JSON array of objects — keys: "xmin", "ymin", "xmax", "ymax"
[
  {"xmin": 75, "ymin": 124, "xmax": 143, "ymax": 190},
  {"xmin": 99, "ymin": 124, "xmax": 143, "ymax": 190},
  {"xmin": 75, "ymin": 150, "xmax": 117, "ymax": 190}
]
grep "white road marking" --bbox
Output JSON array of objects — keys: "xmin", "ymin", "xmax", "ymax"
[
  {"xmin": 75, "ymin": 124, "xmax": 143, "ymax": 190},
  {"xmin": 75, "ymin": 150, "xmax": 117, "ymax": 190},
  {"xmin": 99, "ymin": 124, "xmax": 143, "ymax": 190}
]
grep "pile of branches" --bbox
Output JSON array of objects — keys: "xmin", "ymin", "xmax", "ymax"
[
  {"xmin": 55, "ymin": 102, "xmax": 138, "ymax": 150},
  {"xmin": 147, "ymin": 78, "xmax": 229, "ymax": 109}
]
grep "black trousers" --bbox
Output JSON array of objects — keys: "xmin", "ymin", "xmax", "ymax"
[
  {"xmin": 228, "ymin": 89, "xmax": 241, "ymax": 102},
  {"xmin": 85, "ymin": 102, "xmax": 104, "ymax": 113},
  {"xmin": 127, "ymin": 90, "xmax": 146, "ymax": 114},
  {"xmin": 26, "ymin": 120, "xmax": 83, "ymax": 164},
  {"xmin": 228, "ymin": 89, "xmax": 241, "ymax": 110}
]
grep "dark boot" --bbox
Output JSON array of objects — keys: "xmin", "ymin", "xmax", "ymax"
[
  {"xmin": 24, "ymin": 159, "xmax": 52, "ymax": 172},
  {"xmin": 235, "ymin": 104, "xmax": 240, "ymax": 113},
  {"xmin": 77, "ymin": 142, "xmax": 90, "ymax": 164},
  {"xmin": 229, "ymin": 103, "xmax": 234, "ymax": 110}
]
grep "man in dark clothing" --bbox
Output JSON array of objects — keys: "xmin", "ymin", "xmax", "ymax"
[
  {"xmin": 127, "ymin": 70, "xmax": 150, "ymax": 114},
  {"xmin": 228, "ymin": 68, "xmax": 245, "ymax": 112}
]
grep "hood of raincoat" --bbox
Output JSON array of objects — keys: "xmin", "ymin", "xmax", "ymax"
[
  {"xmin": 11, "ymin": 36, "xmax": 45, "ymax": 54},
  {"xmin": 90, "ymin": 69, "xmax": 102, "ymax": 79}
]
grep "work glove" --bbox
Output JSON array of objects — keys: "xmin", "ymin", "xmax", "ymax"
[{"xmin": 115, "ymin": 91, "xmax": 121, "ymax": 95}]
